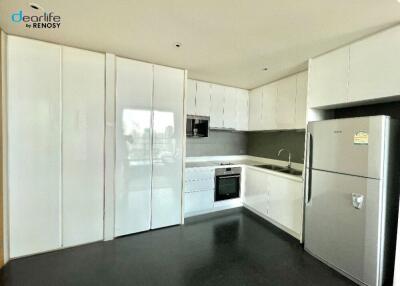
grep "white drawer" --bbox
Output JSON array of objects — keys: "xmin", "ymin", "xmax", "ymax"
[
  {"xmin": 185, "ymin": 167, "xmax": 214, "ymax": 181},
  {"xmin": 184, "ymin": 190, "xmax": 214, "ymax": 215},
  {"xmin": 185, "ymin": 178, "xmax": 214, "ymax": 193}
]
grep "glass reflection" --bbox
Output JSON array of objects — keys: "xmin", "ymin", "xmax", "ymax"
[{"xmin": 153, "ymin": 111, "xmax": 176, "ymax": 165}]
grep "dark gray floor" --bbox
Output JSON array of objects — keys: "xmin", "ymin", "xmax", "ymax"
[{"xmin": 0, "ymin": 208, "xmax": 356, "ymax": 286}]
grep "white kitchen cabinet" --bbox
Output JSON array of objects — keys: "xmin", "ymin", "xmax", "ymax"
[
  {"xmin": 243, "ymin": 167, "xmax": 269, "ymax": 217},
  {"xmin": 308, "ymin": 46, "xmax": 350, "ymax": 108},
  {"xmin": 186, "ymin": 79, "xmax": 197, "ymax": 115},
  {"xmin": 295, "ymin": 71, "xmax": 307, "ymax": 129},
  {"xmin": 8, "ymin": 36, "xmax": 62, "ymax": 257},
  {"xmin": 348, "ymin": 25, "xmax": 400, "ymax": 102},
  {"xmin": 195, "ymin": 81, "xmax": 211, "ymax": 116},
  {"xmin": 115, "ymin": 57, "xmax": 153, "ymax": 236},
  {"xmin": 248, "ymin": 87, "xmax": 263, "ymax": 130},
  {"xmin": 276, "ymin": 76, "xmax": 296, "ymax": 129},
  {"xmin": 223, "ymin": 87, "xmax": 237, "ymax": 129},
  {"xmin": 236, "ymin": 89, "xmax": 249, "ymax": 131},
  {"xmin": 268, "ymin": 175, "xmax": 303, "ymax": 237},
  {"xmin": 210, "ymin": 84, "xmax": 225, "ymax": 128},
  {"xmin": 151, "ymin": 65, "xmax": 184, "ymax": 229},
  {"xmin": 243, "ymin": 167, "xmax": 303, "ymax": 239},
  {"xmin": 62, "ymin": 47, "xmax": 105, "ymax": 247},
  {"xmin": 184, "ymin": 190, "xmax": 214, "ymax": 215},
  {"xmin": 262, "ymin": 83, "xmax": 278, "ymax": 130}
]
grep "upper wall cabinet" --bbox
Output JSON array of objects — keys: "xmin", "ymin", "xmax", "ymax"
[
  {"xmin": 236, "ymin": 89, "xmax": 249, "ymax": 131},
  {"xmin": 210, "ymin": 84, "xmax": 225, "ymax": 128},
  {"xmin": 348, "ymin": 25, "xmax": 400, "ymax": 102},
  {"xmin": 249, "ymin": 71, "xmax": 307, "ymax": 131},
  {"xmin": 308, "ymin": 25, "xmax": 400, "ymax": 109},
  {"xmin": 249, "ymin": 87, "xmax": 263, "ymax": 130},
  {"xmin": 262, "ymin": 83, "xmax": 277, "ymax": 130},
  {"xmin": 188, "ymin": 80, "xmax": 249, "ymax": 131},
  {"xmin": 186, "ymin": 79, "xmax": 197, "ymax": 115},
  {"xmin": 223, "ymin": 87, "xmax": 237, "ymax": 129},
  {"xmin": 308, "ymin": 46, "xmax": 350, "ymax": 108},
  {"xmin": 276, "ymin": 75, "xmax": 296, "ymax": 129},
  {"xmin": 295, "ymin": 71, "xmax": 308, "ymax": 129},
  {"xmin": 196, "ymin": 81, "xmax": 211, "ymax": 116},
  {"xmin": 186, "ymin": 79, "xmax": 211, "ymax": 117}
]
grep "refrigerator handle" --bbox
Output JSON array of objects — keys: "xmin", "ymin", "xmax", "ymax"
[{"xmin": 306, "ymin": 131, "xmax": 313, "ymax": 204}]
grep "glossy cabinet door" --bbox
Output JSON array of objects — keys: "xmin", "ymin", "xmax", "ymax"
[
  {"xmin": 115, "ymin": 57, "xmax": 153, "ymax": 236},
  {"xmin": 151, "ymin": 65, "xmax": 184, "ymax": 229},
  {"xmin": 186, "ymin": 79, "xmax": 196, "ymax": 115},
  {"xmin": 243, "ymin": 168, "xmax": 269, "ymax": 216},
  {"xmin": 295, "ymin": 71, "xmax": 307, "ymax": 129},
  {"xmin": 308, "ymin": 46, "xmax": 350, "ymax": 108},
  {"xmin": 62, "ymin": 47, "xmax": 105, "ymax": 247},
  {"xmin": 248, "ymin": 87, "xmax": 263, "ymax": 130},
  {"xmin": 348, "ymin": 25, "xmax": 400, "ymax": 102},
  {"xmin": 223, "ymin": 87, "xmax": 237, "ymax": 129},
  {"xmin": 276, "ymin": 76, "xmax": 296, "ymax": 129},
  {"xmin": 236, "ymin": 89, "xmax": 249, "ymax": 131},
  {"xmin": 262, "ymin": 83, "xmax": 277, "ymax": 130},
  {"xmin": 210, "ymin": 84, "xmax": 225, "ymax": 128},
  {"xmin": 268, "ymin": 176, "xmax": 303, "ymax": 237},
  {"xmin": 8, "ymin": 36, "xmax": 62, "ymax": 257},
  {"xmin": 195, "ymin": 81, "xmax": 211, "ymax": 116}
]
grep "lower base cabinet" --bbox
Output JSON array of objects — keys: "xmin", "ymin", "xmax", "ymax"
[
  {"xmin": 243, "ymin": 167, "xmax": 303, "ymax": 240},
  {"xmin": 184, "ymin": 167, "xmax": 215, "ymax": 217},
  {"xmin": 184, "ymin": 190, "xmax": 214, "ymax": 216}
]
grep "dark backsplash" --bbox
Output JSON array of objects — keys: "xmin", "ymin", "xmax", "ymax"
[
  {"xmin": 247, "ymin": 131, "xmax": 306, "ymax": 163},
  {"xmin": 186, "ymin": 129, "xmax": 306, "ymax": 163},
  {"xmin": 186, "ymin": 130, "xmax": 247, "ymax": 157}
]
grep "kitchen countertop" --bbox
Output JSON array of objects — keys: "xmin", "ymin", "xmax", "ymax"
[{"xmin": 185, "ymin": 156, "xmax": 304, "ymax": 182}]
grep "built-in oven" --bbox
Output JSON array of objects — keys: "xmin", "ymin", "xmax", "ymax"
[{"xmin": 214, "ymin": 167, "xmax": 241, "ymax": 201}]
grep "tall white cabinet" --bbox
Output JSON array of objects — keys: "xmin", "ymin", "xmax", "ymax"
[
  {"xmin": 114, "ymin": 58, "xmax": 153, "ymax": 236},
  {"xmin": 8, "ymin": 36, "xmax": 62, "ymax": 258},
  {"xmin": 62, "ymin": 47, "xmax": 105, "ymax": 247},
  {"xmin": 151, "ymin": 65, "xmax": 184, "ymax": 229},
  {"xmin": 114, "ymin": 57, "xmax": 184, "ymax": 235},
  {"xmin": 7, "ymin": 36, "xmax": 105, "ymax": 258}
]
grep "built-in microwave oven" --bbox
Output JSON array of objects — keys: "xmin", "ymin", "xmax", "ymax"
[
  {"xmin": 186, "ymin": 115, "xmax": 209, "ymax": 137},
  {"xmin": 215, "ymin": 167, "xmax": 241, "ymax": 201}
]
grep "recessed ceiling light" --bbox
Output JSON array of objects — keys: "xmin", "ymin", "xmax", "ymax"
[
  {"xmin": 29, "ymin": 2, "xmax": 44, "ymax": 11},
  {"xmin": 175, "ymin": 42, "xmax": 182, "ymax": 48}
]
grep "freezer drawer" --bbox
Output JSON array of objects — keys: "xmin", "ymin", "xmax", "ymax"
[
  {"xmin": 304, "ymin": 170, "xmax": 382, "ymax": 286},
  {"xmin": 308, "ymin": 116, "xmax": 386, "ymax": 179}
]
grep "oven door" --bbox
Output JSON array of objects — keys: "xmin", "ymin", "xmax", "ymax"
[{"xmin": 215, "ymin": 174, "xmax": 240, "ymax": 201}]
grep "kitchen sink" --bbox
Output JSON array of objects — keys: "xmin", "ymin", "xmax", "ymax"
[
  {"xmin": 255, "ymin": 164, "xmax": 285, "ymax": 171},
  {"xmin": 255, "ymin": 164, "xmax": 302, "ymax": 176},
  {"xmin": 278, "ymin": 168, "xmax": 303, "ymax": 176}
]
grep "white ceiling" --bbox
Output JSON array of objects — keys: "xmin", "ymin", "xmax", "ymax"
[{"xmin": 1, "ymin": 0, "xmax": 400, "ymax": 89}]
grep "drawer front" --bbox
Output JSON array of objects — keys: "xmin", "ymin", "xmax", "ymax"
[{"xmin": 184, "ymin": 190, "xmax": 214, "ymax": 215}]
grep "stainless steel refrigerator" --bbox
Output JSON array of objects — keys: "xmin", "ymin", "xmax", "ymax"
[{"xmin": 304, "ymin": 116, "xmax": 400, "ymax": 286}]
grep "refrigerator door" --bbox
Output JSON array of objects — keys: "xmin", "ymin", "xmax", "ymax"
[
  {"xmin": 305, "ymin": 170, "xmax": 382, "ymax": 286},
  {"xmin": 308, "ymin": 116, "xmax": 386, "ymax": 179}
]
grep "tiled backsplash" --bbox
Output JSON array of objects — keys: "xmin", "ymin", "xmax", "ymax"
[
  {"xmin": 186, "ymin": 130, "xmax": 247, "ymax": 157},
  {"xmin": 186, "ymin": 129, "xmax": 306, "ymax": 163}
]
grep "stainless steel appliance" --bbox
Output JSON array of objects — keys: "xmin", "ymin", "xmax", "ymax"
[
  {"xmin": 215, "ymin": 167, "xmax": 241, "ymax": 201},
  {"xmin": 304, "ymin": 116, "xmax": 400, "ymax": 286},
  {"xmin": 186, "ymin": 115, "xmax": 209, "ymax": 137}
]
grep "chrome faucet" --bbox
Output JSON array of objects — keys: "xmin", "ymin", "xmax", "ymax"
[{"xmin": 278, "ymin": 148, "xmax": 292, "ymax": 169}]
